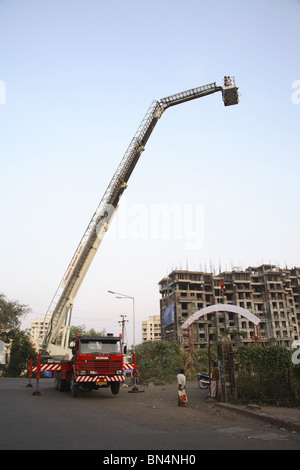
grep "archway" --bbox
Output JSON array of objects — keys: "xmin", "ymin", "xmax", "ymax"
[
  {"xmin": 181, "ymin": 304, "xmax": 261, "ymax": 383},
  {"xmin": 181, "ymin": 303, "xmax": 260, "ymax": 330}
]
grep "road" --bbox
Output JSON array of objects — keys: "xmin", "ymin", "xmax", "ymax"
[{"xmin": 1, "ymin": 378, "xmax": 300, "ymax": 452}]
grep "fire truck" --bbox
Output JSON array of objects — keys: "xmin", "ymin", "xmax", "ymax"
[
  {"xmin": 54, "ymin": 335, "xmax": 124, "ymax": 397},
  {"xmin": 38, "ymin": 77, "xmax": 239, "ymax": 397}
]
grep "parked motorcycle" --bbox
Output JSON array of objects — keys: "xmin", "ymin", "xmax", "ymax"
[{"xmin": 197, "ymin": 372, "xmax": 210, "ymax": 389}]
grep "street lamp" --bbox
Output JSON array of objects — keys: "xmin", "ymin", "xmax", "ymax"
[
  {"xmin": 108, "ymin": 290, "xmax": 142, "ymax": 393},
  {"xmin": 108, "ymin": 290, "xmax": 135, "ymax": 349}
]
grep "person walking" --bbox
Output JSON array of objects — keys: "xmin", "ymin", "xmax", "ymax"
[{"xmin": 177, "ymin": 369, "xmax": 187, "ymax": 406}]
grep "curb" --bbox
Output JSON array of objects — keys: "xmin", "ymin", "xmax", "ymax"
[{"xmin": 216, "ymin": 402, "xmax": 300, "ymax": 433}]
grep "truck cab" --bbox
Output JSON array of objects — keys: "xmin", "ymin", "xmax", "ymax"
[{"xmin": 56, "ymin": 335, "xmax": 125, "ymax": 397}]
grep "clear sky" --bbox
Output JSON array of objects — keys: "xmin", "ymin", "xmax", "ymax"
[{"xmin": 1, "ymin": 0, "xmax": 300, "ymax": 346}]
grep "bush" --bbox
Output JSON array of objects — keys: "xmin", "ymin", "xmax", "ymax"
[
  {"xmin": 135, "ymin": 341, "xmax": 185, "ymax": 385},
  {"xmin": 236, "ymin": 346, "xmax": 300, "ymax": 406},
  {"xmin": 196, "ymin": 344, "xmax": 218, "ymax": 373}
]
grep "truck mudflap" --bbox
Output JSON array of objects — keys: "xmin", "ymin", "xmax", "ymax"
[{"xmin": 75, "ymin": 375, "xmax": 125, "ymax": 383}]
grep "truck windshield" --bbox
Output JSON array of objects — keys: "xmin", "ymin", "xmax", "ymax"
[{"xmin": 80, "ymin": 341, "xmax": 121, "ymax": 354}]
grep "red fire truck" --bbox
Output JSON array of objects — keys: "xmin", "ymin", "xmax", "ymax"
[{"xmin": 53, "ymin": 334, "xmax": 124, "ymax": 397}]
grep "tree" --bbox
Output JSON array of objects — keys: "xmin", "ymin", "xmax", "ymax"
[
  {"xmin": 0, "ymin": 294, "xmax": 33, "ymax": 377},
  {"xmin": 213, "ymin": 327, "xmax": 246, "ymax": 343},
  {"xmin": 49, "ymin": 324, "xmax": 108, "ymax": 348},
  {"xmin": 0, "ymin": 293, "xmax": 30, "ymax": 341},
  {"xmin": 68, "ymin": 325, "xmax": 107, "ymax": 341},
  {"xmin": 4, "ymin": 330, "xmax": 36, "ymax": 377}
]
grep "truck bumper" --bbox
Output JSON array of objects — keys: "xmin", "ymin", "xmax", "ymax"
[{"xmin": 75, "ymin": 375, "xmax": 125, "ymax": 383}]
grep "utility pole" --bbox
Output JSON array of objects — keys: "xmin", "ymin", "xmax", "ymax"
[{"xmin": 118, "ymin": 314, "xmax": 128, "ymax": 354}]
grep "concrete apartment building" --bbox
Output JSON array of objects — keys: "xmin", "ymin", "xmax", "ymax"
[
  {"xmin": 29, "ymin": 315, "xmax": 52, "ymax": 349},
  {"xmin": 142, "ymin": 315, "xmax": 161, "ymax": 343},
  {"xmin": 159, "ymin": 264, "xmax": 300, "ymax": 349}
]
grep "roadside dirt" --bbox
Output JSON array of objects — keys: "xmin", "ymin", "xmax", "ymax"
[{"xmin": 118, "ymin": 380, "xmax": 228, "ymax": 420}]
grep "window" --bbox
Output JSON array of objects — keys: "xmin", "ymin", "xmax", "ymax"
[{"xmin": 80, "ymin": 341, "xmax": 121, "ymax": 354}]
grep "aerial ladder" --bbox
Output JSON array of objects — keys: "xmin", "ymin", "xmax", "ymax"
[{"xmin": 42, "ymin": 77, "xmax": 239, "ymax": 358}]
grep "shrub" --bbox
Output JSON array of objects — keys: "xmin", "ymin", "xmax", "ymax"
[
  {"xmin": 135, "ymin": 341, "xmax": 185, "ymax": 385},
  {"xmin": 236, "ymin": 346, "xmax": 300, "ymax": 406}
]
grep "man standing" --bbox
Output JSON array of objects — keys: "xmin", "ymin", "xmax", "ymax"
[{"xmin": 177, "ymin": 369, "xmax": 187, "ymax": 406}]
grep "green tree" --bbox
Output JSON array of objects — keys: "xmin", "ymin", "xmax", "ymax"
[
  {"xmin": 49, "ymin": 324, "xmax": 108, "ymax": 347},
  {"xmin": 213, "ymin": 327, "xmax": 246, "ymax": 342},
  {"xmin": 0, "ymin": 293, "xmax": 30, "ymax": 341},
  {"xmin": 68, "ymin": 324, "xmax": 106, "ymax": 341},
  {"xmin": 4, "ymin": 330, "xmax": 36, "ymax": 377}
]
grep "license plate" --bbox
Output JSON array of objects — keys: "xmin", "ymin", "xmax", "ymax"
[{"xmin": 96, "ymin": 381, "xmax": 107, "ymax": 386}]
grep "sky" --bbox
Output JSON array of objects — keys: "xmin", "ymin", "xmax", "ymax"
[{"xmin": 1, "ymin": 0, "xmax": 300, "ymax": 347}]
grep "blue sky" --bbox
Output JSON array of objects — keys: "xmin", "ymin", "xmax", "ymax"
[{"xmin": 1, "ymin": 0, "xmax": 300, "ymax": 345}]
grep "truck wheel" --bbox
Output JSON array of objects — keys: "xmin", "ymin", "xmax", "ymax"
[
  {"xmin": 111, "ymin": 382, "xmax": 120, "ymax": 395},
  {"xmin": 54, "ymin": 373, "xmax": 59, "ymax": 390},
  {"xmin": 56, "ymin": 372, "xmax": 67, "ymax": 392},
  {"xmin": 70, "ymin": 375, "xmax": 79, "ymax": 397}
]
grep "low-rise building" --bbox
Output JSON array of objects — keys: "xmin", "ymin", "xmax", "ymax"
[{"xmin": 142, "ymin": 315, "xmax": 161, "ymax": 343}]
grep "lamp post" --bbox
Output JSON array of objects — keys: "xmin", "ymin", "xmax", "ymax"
[
  {"xmin": 108, "ymin": 290, "xmax": 135, "ymax": 347},
  {"xmin": 108, "ymin": 290, "xmax": 142, "ymax": 393}
]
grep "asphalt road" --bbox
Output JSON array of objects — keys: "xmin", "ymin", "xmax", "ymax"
[{"xmin": 1, "ymin": 378, "xmax": 300, "ymax": 452}]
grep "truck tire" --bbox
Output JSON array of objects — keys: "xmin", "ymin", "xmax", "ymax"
[
  {"xmin": 111, "ymin": 382, "xmax": 120, "ymax": 395},
  {"xmin": 70, "ymin": 375, "xmax": 79, "ymax": 397},
  {"xmin": 54, "ymin": 373, "xmax": 59, "ymax": 390},
  {"xmin": 56, "ymin": 372, "xmax": 67, "ymax": 392}
]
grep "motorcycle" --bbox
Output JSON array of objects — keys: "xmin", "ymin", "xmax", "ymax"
[{"xmin": 197, "ymin": 372, "xmax": 210, "ymax": 389}]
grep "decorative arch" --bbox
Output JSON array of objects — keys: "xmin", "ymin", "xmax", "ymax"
[{"xmin": 181, "ymin": 303, "xmax": 260, "ymax": 330}]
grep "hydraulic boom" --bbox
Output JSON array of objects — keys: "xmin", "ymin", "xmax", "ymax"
[{"xmin": 42, "ymin": 78, "xmax": 239, "ymax": 357}]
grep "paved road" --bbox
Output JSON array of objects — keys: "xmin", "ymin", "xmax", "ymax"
[{"xmin": 1, "ymin": 378, "xmax": 300, "ymax": 451}]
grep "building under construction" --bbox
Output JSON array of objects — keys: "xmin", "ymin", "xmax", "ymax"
[{"xmin": 159, "ymin": 264, "xmax": 300, "ymax": 349}]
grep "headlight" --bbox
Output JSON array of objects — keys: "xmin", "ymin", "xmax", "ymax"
[
  {"xmin": 115, "ymin": 370, "xmax": 123, "ymax": 375},
  {"xmin": 78, "ymin": 370, "xmax": 88, "ymax": 376}
]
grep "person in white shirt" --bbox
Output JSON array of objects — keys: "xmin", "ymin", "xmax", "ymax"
[{"xmin": 177, "ymin": 369, "xmax": 187, "ymax": 406}]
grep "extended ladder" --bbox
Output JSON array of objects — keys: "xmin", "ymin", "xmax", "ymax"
[{"xmin": 42, "ymin": 79, "xmax": 238, "ymax": 356}]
